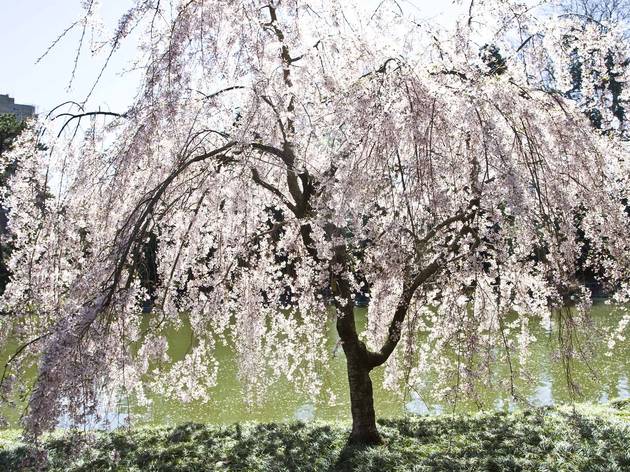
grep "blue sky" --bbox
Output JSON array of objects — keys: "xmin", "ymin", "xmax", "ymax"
[
  {"xmin": 1, "ymin": 0, "xmax": 138, "ymax": 114},
  {"xmin": 0, "ymin": 1, "xmax": 456, "ymax": 115}
]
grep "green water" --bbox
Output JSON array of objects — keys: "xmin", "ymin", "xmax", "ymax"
[{"xmin": 1, "ymin": 304, "xmax": 629, "ymax": 429}]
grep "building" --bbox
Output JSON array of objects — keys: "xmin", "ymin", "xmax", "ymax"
[{"xmin": 0, "ymin": 94, "xmax": 35, "ymax": 121}]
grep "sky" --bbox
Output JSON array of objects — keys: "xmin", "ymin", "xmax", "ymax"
[
  {"xmin": 0, "ymin": 0, "xmax": 459, "ymax": 116},
  {"xmin": 0, "ymin": 0, "xmax": 138, "ymax": 115}
]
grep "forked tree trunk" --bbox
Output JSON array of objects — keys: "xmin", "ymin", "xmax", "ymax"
[
  {"xmin": 329, "ymin": 237, "xmax": 386, "ymax": 446},
  {"xmin": 345, "ymin": 351, "xmax": 382, "ymax": 445}
]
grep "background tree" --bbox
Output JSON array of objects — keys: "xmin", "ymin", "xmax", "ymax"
[
  {"xmin": 0, "ymin": 114, "xmax": 27, "ymax": 296},
  {"xmin": 508, "ymin": 0, "xmax": 630, "ymax": 136},
  {"xmin": 562, "ymin": 0, "xmax": 629, "ymax": 135},
  {"xmin": 0, "ymin": 115, "xmax": 26, "ymax": 159},
  {"xmin": 1, "ymin": 0, "xmax": 629, "ymax": 445}
]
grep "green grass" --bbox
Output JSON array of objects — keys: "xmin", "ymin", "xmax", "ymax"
[{"xmin": 1, "ymin": 402, "xmax": 629, "ymax": 471}]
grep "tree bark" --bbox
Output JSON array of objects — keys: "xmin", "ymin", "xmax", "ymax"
[
  {"xmin": 345, "ymin": 351, "xmax": 382, "ymax": 445},
  {"xmin": 330, "ymin": 232, "xmax": 383, "ymax": 446}
]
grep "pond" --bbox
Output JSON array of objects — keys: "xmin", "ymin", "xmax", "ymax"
[{"xmin": 1, "ymin": 303, "xmax": 629, "ymax": 430}]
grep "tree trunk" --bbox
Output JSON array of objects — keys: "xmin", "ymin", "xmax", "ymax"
[
  {"xmin": 329, "ymin": 234, "xmax": 382, "ymax": 446},
  {"xmin": 345, "ymin": 352, "xmax": 382, "ymax": 445}
]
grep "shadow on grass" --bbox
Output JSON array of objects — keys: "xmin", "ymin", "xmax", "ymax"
[
  {"xmin": 332, "ymin": 440, "xmax": 375, "ymax": 472},
  {"xmin": 2, "ymin": 405, "xmax": 630, "ymax": 471}
]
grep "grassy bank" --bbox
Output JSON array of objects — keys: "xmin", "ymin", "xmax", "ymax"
[{"xmin": 1, "ymin": 401, "xmax": 629, "ymax": 471}]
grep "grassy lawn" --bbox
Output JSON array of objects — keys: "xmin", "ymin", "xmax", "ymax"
[{"xmin": 1, "ymin": 401, "xmax": 629, "ymax": 471}]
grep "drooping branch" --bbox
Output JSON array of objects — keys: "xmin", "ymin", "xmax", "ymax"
[
  {"xmin": 368, "ymin": 195, "xmax": 484, "ymax": 369},
  {"xmin": 107, "ymin": 141, "xmax": 237, "ymax": 305},
  {"xmin": 251, "ymin": 167, "xmax": 297, "ymax": 213},
  {"xmin": 51, "ymin": 110, "xmax": 127, "ymax": 137}
]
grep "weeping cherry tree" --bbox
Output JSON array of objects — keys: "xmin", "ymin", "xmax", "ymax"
[{"xmin": 1, "ymin": 0, "xmax": 629, "ymax": 445}]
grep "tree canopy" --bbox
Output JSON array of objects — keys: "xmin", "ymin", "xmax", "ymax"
[{"xmin": 1, "ymin": 0, "xmax": 629, "ymax": 444}]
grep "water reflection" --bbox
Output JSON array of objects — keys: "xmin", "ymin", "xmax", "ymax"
[
  {"xmin": 1, "ymin": 304, "xmax": 628, "ymax": 429},
  {"xmin": 404, "ymin": 391, "xmax": 443, "ymax": 415},
  {"xmin": 294, "ymin": 403, "xmax": 315, "ymax": 422},
  {"xmin": 58, "ymin": 407, "xmax": 128, "ymax": 431},
  {"xmin": 531, "ymin": 371, "xmax": 554, "ymax": 406},
  {"xmin": 616, "ymin": 375, "xmax": 629, "ymax": 400}
]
